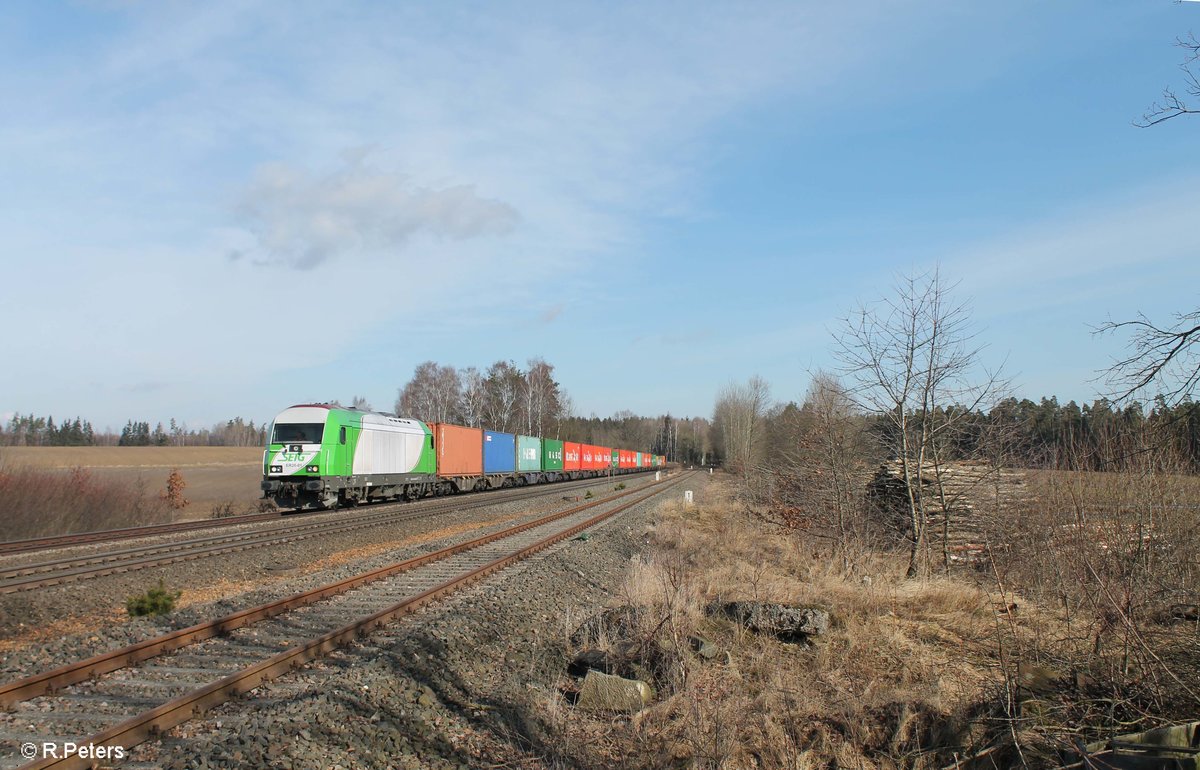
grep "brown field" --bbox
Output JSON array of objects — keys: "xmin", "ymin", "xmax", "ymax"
[
  {"xmin": 0, "ymin": 446, "xmax": 264, "ymax": 524},
  {"xmin": 1024, "ymin": 465, "xmax": 1200, "ymax": 502}
]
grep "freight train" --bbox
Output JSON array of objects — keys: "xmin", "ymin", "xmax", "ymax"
[{"xmin": 260, "ymin": 404, "xmax": 665, "ymax": 510}]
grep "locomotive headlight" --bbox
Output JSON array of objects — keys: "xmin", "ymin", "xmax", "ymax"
[
  {"xmin": 270, "ymin": 465, "xmax": 283, "ymax": 473},
  {"xmin": 307, "ymin": 465, "xmax": 319, "ymax": 473}
]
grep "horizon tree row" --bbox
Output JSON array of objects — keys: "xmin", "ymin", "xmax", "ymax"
[
  {"xmin": 0, "ymin": 415, "xmax": 267, "ymax": 447},
  {"xmin": 392, "ymin": 358, "xmax": 713, "ymax": 465}
]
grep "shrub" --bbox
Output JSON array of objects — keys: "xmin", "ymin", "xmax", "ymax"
[
  {"xmin": 584, "ymin": 490, "xmax": 594, "ymax": 499},
  {"xmin": 0, "ymin": 457, "xmax": 172, "ymax": 540},
  {"xmin": 161, "ymin": 468, "xmax": 189, "ymax": 509},
  {"xmin": 210, "ymin": 500, "xmax": 239, "ymax": 518},
  {"xmin": 614, "ymin": 482, "xmax": 626, "ymax": 490},
  {"xmin": 126, "ymin": 580, "xmax": 181, "ymax": 617}
]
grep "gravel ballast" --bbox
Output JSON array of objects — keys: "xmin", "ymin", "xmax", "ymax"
[
  {"xmin": 0, "ymin": 476, "xmax": 658, "ymax": 680},
  {"xmin": 114, "ymin": 473, "xmax": 698, "ymax": 769}
]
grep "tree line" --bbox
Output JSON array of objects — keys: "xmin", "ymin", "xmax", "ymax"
[
  {"xmin": 712, "ymin": 390, "xmax": 1200, "ymax": 476},
  {"xmin": 394, "ymin": 358, "xmax": 712, "ymax": 460},
  {"xmin": 1, "ymin": 415, "xmax": 267, "ymax": 447},
  {"xmin": 396, "ymin": 358, "xmax": 565, "ymax": 437},
  {"xmin": 711, "ymin": 268, "xmax": 1200, "ymax": 578},
  {"xmin": 1, "ymin": 415, "xmax": 96, "ymax": 446}
]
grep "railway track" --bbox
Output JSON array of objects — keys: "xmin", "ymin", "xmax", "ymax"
[
  {"xmin": 0, "ymin": 513, "xmax": 286, "ymax": 557},
  {"xmin": 0, "ymin": 472, "xmax": 687, "ymax": 770},
  {"xmin": 0, "ymin": 473, "xmax": 658, "ymax": 595},
  {"xmin": 0, "ymin": 469, "xmax": 662, "ymax": 558}
]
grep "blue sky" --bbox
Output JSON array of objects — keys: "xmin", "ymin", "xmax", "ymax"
[{"xmin": 2, "ymin": 1, "xmax": 1197, "ymax": 431}]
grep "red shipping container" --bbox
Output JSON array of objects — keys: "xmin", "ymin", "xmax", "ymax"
[
  {"xmin": 563, "ymin": 441, "xmax": 581, "ymax": 471},
  {"xmin": 596, "ymin": 446, "xmax": 611, "ymax": 469},
  {"xmin": 623, "ymin": 449, "xmax": 634, "ymax": 468},
  {"xmin": 433, "ymin": 423, "xmax": 483, "ymax": 477}
]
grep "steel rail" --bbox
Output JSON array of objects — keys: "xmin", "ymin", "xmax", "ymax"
[
  {"xmin": 0, "ymin": 513, "xmax": 284, "ymax": 556},
  {"xmin": 0, "ymin": 473, "xmax": 655, "ymax": 594},
  {"xmin": 0, "ymin": 474, "xmax": 682, "ymax": 708},
  {"xmin": 13, "ymin": 473, "xmax": 687, "ymax": 770},
  {"xmin": 0, "ymin": 468, "xmax": 659, "ymax": 557}
]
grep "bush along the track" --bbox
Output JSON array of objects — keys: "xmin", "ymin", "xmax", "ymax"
[
  {"xmin": 126, "ymin": 580, "xmax": 182, "ymax": 617},
  {"xmin": 614, "ymin": 483, "xmax": 626, "ymax": 490}
]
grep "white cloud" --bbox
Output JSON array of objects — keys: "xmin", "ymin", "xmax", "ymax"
[
  {"xmin": 0, "ymin": 0, "xmax": 1038, "ymax": 426},
  {"xmin": 233, "ymin": 159, "xmax": 519, "ymax": 269}
]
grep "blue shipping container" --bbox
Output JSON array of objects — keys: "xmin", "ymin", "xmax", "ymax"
[{"xmin": 483, "ymin": 430, "xmax": 516, "ymax": 473}]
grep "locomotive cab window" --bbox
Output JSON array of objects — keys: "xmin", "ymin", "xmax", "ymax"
[
  {"xmin": 339, "ymin": 426, "xmax": 346, "ymax": 445},
  {"xmin": 272, "ymin": 423, "xmax": 325, "ymax": 444}
]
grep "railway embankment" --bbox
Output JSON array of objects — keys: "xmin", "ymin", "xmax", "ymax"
[
  {"xmin": 98, "ymin": 475, "xmax": 682, "ymax": 769},
  {"xmin": 0, "ymin": 475, "xmax": 653, "ymax": 658},
  {"xmin": 130, "ymin": 470, "xmax": 960, "ymax": 770},
  {"xmin": 5, "ymin": 470, "xmax": 1196, "ymax": 768}
]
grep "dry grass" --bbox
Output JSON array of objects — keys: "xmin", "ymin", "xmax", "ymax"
[
  {"xmin": 540, "ymin": 470, "xmax": 1200, "ymax": 768},
  {"xmin": 543, "ymin": 477, "xmax": 1028, "ymax": 769},
  {"xmin": 0, "ymin": 447, "xmax": 265, "ymax": 524},
  {"xmin": 988, "ymin": 465, "xmax": 1200, "ymax": 745},
  {"xmin": 0, "ymin": 457, "xmax": 175, "ymax": 540}
]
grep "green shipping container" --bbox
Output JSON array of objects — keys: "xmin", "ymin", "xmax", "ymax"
[
  {"xmin": 518, "ymin": 435, "xmax": 542, "ymax": 472},
  {"xmin": 542, "ymin": 438, "xmax": 564, "ymax": 470},
  {"xmin": 611, "ymin": 448, "xmax": 619, "ymax": 467},
  {"xmin": 636, "ymin": 452, "xmax": 643, "ymax": 467}
]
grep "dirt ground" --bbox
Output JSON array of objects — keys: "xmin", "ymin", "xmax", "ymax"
[{"xmin": 0, "ymin": 446, "xmax": 264, "ymax": 520}]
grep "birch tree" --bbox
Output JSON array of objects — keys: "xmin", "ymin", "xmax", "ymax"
[
  {"xmin": 396, "ymin": 361, "xmax": 462, "ymax": 423},
  {"xmin": 482, "ymin": 360, "xmax": 523, "ymax": 433},
  {"xmin": 834, "ymin": 269, "xmax": 1006, "ymax": 577},
  {"xmin": 459, "ymin": 367, "xmax": 486, "ymax": 428},
  {"xmin": 713, "ymin": 376, "xmax": 771, "ymax": 481},
  {"xmin": 523, "ymin": 357, "xmax": 561, "ymax": 437}
]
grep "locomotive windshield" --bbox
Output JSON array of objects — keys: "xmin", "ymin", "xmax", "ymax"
[{"xmin": 272, "ymin": 423, "xmax": 325, "ymax": 444}]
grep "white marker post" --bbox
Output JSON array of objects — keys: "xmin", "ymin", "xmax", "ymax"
[
  {"xmin": 655, "ymin": 471, "xmax": 661, "ymax": 481},
  {"xmin": 684, "ymin": 490, "xmax": 694, "ymax": 506}
]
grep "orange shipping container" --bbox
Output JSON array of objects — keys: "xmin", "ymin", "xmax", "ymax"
[
  {"xmin": 434, "ymin": 423, "xmax": 483, "ymax": 477},
  {"xmin": 563, "ymin": 441, "xmax": 581, "ymax": 471}
]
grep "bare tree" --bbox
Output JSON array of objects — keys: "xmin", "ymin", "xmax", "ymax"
[
  {"xmin": 834, "ymin": 269, "xmax": 1006, "ymax": 577},
  {"xmin": 396, "ymin": 361, "xmax": 462, "ymax": 423},
  {"xmin": 458, "ymin": 367, "xmax": 486, "ymax": 428},
  {"xmin": 1138, "ymin": 32, "xmax": 1200, "ymax": 127},
  {"xmin": 713, "ymin": 376, "xmax": 771, "ymax": 481},
  {"xmin": 482, "ymin": 360, "xmax": 523, "ymax": 433},
  {"xmin": 350, "ymin": 395, "xmax": 372, "ymax": 411},
  {"xmin": 802, "ymin": 372, "xmax": 867, "ymax": 569},
  {"xmin": 523, "ymin": 357, "xmax": 561, "ymax": 437},
  {"xmin": 1098, "ymin": 308, "xmax": 1200, "ymax": 406},
  {"xmin": 556, "ymin": 393, "xmax": 575, "ymax": 439}
]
